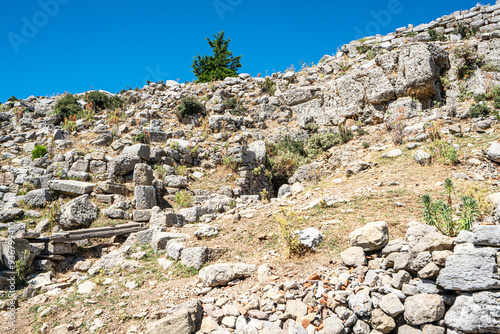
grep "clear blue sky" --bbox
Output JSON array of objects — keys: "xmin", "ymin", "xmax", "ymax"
[{"xmin": 0, "ymin": 0, "xmax": 479, "ymax": 102}]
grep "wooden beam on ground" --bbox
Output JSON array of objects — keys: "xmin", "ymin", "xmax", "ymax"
[{"xmin": 49, "ymin": 223, "xmax": 147, "ymax": 243}]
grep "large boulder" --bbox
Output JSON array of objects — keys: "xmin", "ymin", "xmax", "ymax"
[
  {"xmin": 349, "ymin": 221, "xmax": 389, "ymax": 251},
  {"xmin": 146, "ymin": 300, "xmax": 202, "ymax": 334},
  {"xmin": 404, "ymin": 294, "xmax": 445, "ymax": 326},
  {"xmin": 445, "ymin": 290, "xmax": 500, "ymax": 333},
  {"xmin": 198, "ymin": 263, "xmax": 256, "ymax": 287},
  {"xmin": 107, "ymin": 154, "xmax": 142, "ymax": 176},
  {"xmin": 436, "ymin": 243, "xmax": 500, "ymax": 291},
  {"xmin": 59, "ymin": 195, "xmax": 98, "ymax": 230},
  {"xmin": 486, "ymin": 141, "xmax": 500, "ymax": 163},
  {"xmin": 24, "ymin": 188, "xmax": 52, "ymax": 207},
  {"xmin": 406, "ymin": 222, "xmax": 454, "ymax": 255}
]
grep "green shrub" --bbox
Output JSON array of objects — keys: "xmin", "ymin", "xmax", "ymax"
[
  {"xmin": 474, "ymin": 94, "xmax": 488, "ymax": 102},
  {"xmin": 174, "ymin": 190, "xmax": 192, "ymax": 209},
  {"xmin": 468, "ymin": 103, "xmax": 491, "ymax": 118},
  {"xmin": 54, "ymin": 94, "xmax": 82, "ymax": 119},
  {"xmin": 266, "ymin": 136, "xmax": 309, "ymax": 181},
  {"xmin": 222, "ymin": 155, "xmax": 242, "ymax": 172},
  {"xmin": 176, "ymin": 96, "xmax": 204, "ymax": 119},
  {"xmin": 31, "ymin": 145, "xmax": 48, "ymax": 160},
  {"xmin": 421, "ymin": 179, "xmax": 479, "ymax": 236},
  {"xmin": 132, "ymin": 132, "xmax": 150, "ymax": 144},
  {"xmin": 258, "ymin": 78, "xmax": 276, "ymax": 96},
  {"xmin": 223, "ymin": 97, "xmax": 247, "ymax": 116},
  {"xmin": 429, "ymin": 29, "xmax": 447, "ymax": 41},
  {"xmin": 306, "ymin": 133, "xmax": 341, "ymax": 154},
  {"xmin": 494, "ymin": 95, "xmax": 500, "ymax": 109},
  {"xmin": 304, "ymin": 122, "xmax": 319, "ymax": 133},
  {"xmin": 86, "ymin": 91, "xmax": 109, "ymax": 111},
  {"xmin": 481, "ymin": 63, "xmax": 500, "ymax": 72},
  {"xmin": 356, "ymin": 45, "xmax": 369, "ymax": 54},
  {"xmin": 405, "ymin": 32, "xmax": 418, "ymax": 38}
]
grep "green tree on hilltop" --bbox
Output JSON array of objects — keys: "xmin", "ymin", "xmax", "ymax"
[{"xmin": 192, "ymin": 31, "xmax": 242, "ymax": 83}]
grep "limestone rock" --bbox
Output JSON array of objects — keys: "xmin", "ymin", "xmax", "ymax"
[
  {"xmin": 199, "ymin": 263, "xmax": 256, "ymax": 287},
  {"xmin": 59, "ymin": 195, "xmax": 98, "ymax": 230},
  {"xmin": 349, "ymin": 221, "xmax": 389, "ymax": 251},
  {"xmin": 340, "ymin": 246, "xmax": 367, "ymax": 267},
  {"xmin": 404, "ymin": 294, "xmax": 445, "ymax": 325},
  {"xmin": 146, "ymin": 300, "xmax": 202, "ymax": 334}
]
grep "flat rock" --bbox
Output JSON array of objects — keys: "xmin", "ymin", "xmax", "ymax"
[
  {"xmin": 49, "ymin": 180, "xmax": 95, "ymax": 195},
  {"xmin": 436, "ymin": 243, "xmax": 500, "ymax": 291},
  {"xmin": 199, "ymin": 263, "xmax": 256, "ymax": 287},
  {"xmin": 473, "ymin": 225, "xmax": 500, "ymax": 246}
]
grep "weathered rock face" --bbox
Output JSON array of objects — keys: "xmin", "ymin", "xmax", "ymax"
[
  {"xmin": 445, "ymin": 291, "xmax": 500, "ymax": 333},
  {"xmin": 198, "ymin": 263, "xmax": 256, "ymax": 287},
  {"xmin": 59, "ymin": 194, "xmax": 99, "ymax": 230},
  {"xmin": 133, "ymin": 163, "xmax": 154, "ymax": 186},
  {"xmin": 486, "ymin": 141, "xmax": 500, "ymax": 163},
  {"xmin": 406, "ymin": 222, "xmax": 454, "ymax": 255},
  {"xmin": 436, "ymin": 243, "xmax": 500, "ymax": 291},
  {"xmin": 146, "ymin": 300, "xmax": 202, "ymax": 334},
  {"xmin": 349, "ymin": 221, "xmax": 389, "ymax": 251},
  {"xmin": 48, "ymin": 180, "xmax": 95, "ymax": 196},
  {"xmin": 135, "ymin": 186, "xmax": 156, "ymax": 210}
]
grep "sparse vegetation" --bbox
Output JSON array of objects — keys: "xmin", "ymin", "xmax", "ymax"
[
  {"xmin": 31, "ymin": 144, "xmax": 48, "ymax": 160},
  {"xmin": 174, "ymin": 190, "xmax": 192, "ymax": 209},
  {"xmin": 176, "ymin": 96, "xmax": 204, "ymax": 120},
  {"xmin": 277, "ymin": 209, "xmax": 306, "ymax": 257},
  {"xmin": 429, "ymin": 29, "xmax": 447, "ymax": 41},
  {"xmin": 257, "ymin": 77, "xmax": 276, "ymax": 96},
  {"xmin": 453, "ymin": 45, "xmax": 482, "ymax": 80},
  {"xmin": 453, "ymin": 22, "xmax": 479, "ymax": 39},
  {"xmin": 223, "ymin": 97, "xmax": 247, "ymax": 115}
]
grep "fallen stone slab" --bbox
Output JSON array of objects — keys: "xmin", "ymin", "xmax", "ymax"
[
  {"xmin": 49, "ymin": 180, "xmax": 95, "ymax": 195},
  {"xmin": 146, "ymin": 300, "xmax": 202, "ymax": 334},
  {"xmin": 97, "ymin": 181, "xmax": 129, "ymax": 195},
  {"xmin": 0, "ymin": 208, "xmax": 24, "ymax": 223},
  {"xmin": 199, "ymin": 263, "xmax": 256, "ymax": 287},
  {"xmin": 473, "ymin": 225, "xmax": 500, "ymax": 247}
]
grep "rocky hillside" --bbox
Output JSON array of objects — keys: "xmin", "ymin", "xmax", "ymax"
[{"xmin": 1, "ymin": 2, "xmax": 500, "ymax": 334}]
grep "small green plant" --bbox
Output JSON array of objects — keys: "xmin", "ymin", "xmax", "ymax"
[
  {"xmin": 154, "ymin": 165, "xmax": 169, "ymax": 182},
  {"xmin": 356, "ymin": 44, "xmax": 369, "ymax": 54},
  {"xmin": 31, "ymin": 145, "xmax": 48, "ymax": 160},
  {"xmin": 362, "ymin": 141, "xmax": 370, "ymax": 148},
  {"xmin": 338, "ymin": 124, "xmax": 353, "ymax": 143},
  {"xmin": 253, "ymin": 166, "xmax": 262, "ymax": 176},
  {"xmin": 429, "ymin": 140, "xmax": 459, "ymax": 165},
  {"xmin": 48, "ymin": 202, "xmax": 60, "ymax": 227},
  {"xmin": 457, "ymin": 81, "xmax": 474, "ymax": 102},
  {"xmin": 366, "ymin": 49, "xmax": 377, "ymax": 60},
  {"xmin": 53, "ymin": 94, "xmax": 82, "ymax": 119},
  {"xmin": 304, "ymin": 122, "xmax": 319, "ymax": 133},
  {"xmin": 175, "ymin": 164, "xmax": 188, "ymax": 176},
  {"xmin": 404, "ymin": 32, "xmax": 418, "ymax": 38},
  {"xmin": 61, "ymin": 118, "xmax": 77, "ymax": 132},
  {"xmin": 260, "ymin": 188, "xmax": 269, "ymax": 203},
  {"xmin": 277, "ymin": 209, "xmax": 306, "ymax": 257},
  {"xmin": 15, "ymin": 249, "xmax": 31, "ymax": 282},
  {"xmin": 132, "ymin": 131, "xmax": 151, "ymax": 144},
  {"xmin": 481, "ymin": 63, "xmax": 500, "ymax": 72},
  {"xmin": 176, "ymin": 96, "xmax": 204, "ymax": 120},
  {"xmin": 222, "ymin": 155, "xmax": 242, "ymax": 172},
  {"xmin": 257, "ymin": 77, "xmax": 276, "ymax": 96},
  {"xmin": 429, "ymin": 29, "xmax": 447, "ymax": 41},
  {"xmin": 421, "ymin": 178, "xmax": 479, "ymax": 236},
  {"xmin": 174, "ymin": 190, "xmax": 192, "ymax": 209}
]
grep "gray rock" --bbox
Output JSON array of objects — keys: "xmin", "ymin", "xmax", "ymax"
[
  {"xmin": 194, "ymin": 224, "xmax": 219, "ymax": 238},
  {"xmin": 277, "ymin": 184, "xmax": 291, "ymax": 199},
  {"xmin": 379, "ymin": 292, "xmax": 404, "ymax": 317},
  {"xmin": 198, "ymin": 263, "xmax": 256, "ymax": 287},
  {"xmin": 102, "ymin": 208, "xmax": 128, "ymax": 219},
  {"xmin": 404, "ymin": 294, "xmax": 445, "ymax": 326},
  {"xmin": 319, "ymin": 315, "xmax": 344, "ymax": 334},
  {"xmin": 151, "ymin": 232, "xmax": 187, "ymax": 254},
  {"xmin": 352, "ymin": 319, "xmax": 370, "ymax": 334},
  {"xmin": 135, "ymin": 186, "xmax": 156, "ymax": 210},
  {"xmin": 398, "ymin": 325, "xmax": 422, "ymax": 334},
  {"xmin": 178, "ymin": 206, "xmax": 211, "ymax": 224},
  {"xmin": 134, "ymin": 163, "xmax": 154, "ymax": 186},
  {"xmin": 436, "ymin": 242, "xmax": 500, "ymax": 291},
  {"xmin": 59, "ymin": 195, "xmax": 98, "ymax": 230},
  {"xmin": 107, "ymin": 154, "xmax": 141, "ymax": 176},
  {"xmin": 285, "ymin": 300, "xmax": 308, "ymax": 317},
  {"xmin": 370, "ymin": 308, "xmax": 395, "ymax": 333},
  {"xmin": 348, "ymin": 290, "xmax": 373, "ymax": 317},
  {"xmin": 444, "ymin": 290, "xmax": 500, "ymax": 333},
  {"xmin": 133, "ymin": 209, "xmax": 151, "ymax": 222},
  {"xmin": 486, "ymin": 141, "xmax": 500, "ymax": 163},
  {"xmin": 167, "ymin": 242, "xmax": 184, "ymax": 261},
  {"xmin": 390, "ymin": 270, "xmax": 411, "ymax": 290},
  {"xmin": 382, "ymin": 149, "xmax": 403, "ymax": 158},
  {"xmin": 181, "ymin": 247, "xmax": 208, "ymax": 270},
  {"xmin": 24, "ymin": 188, "xmax": 52, "ymax": 208},
  {"xmin": 146, "ymin": 300, "xmax": 202, "ymax": 334},
  {"xmin": 349, "ymin": 221, "xmax": 389, "ymax": 251},
  {"xmin": 473, "ymin": 225, "xmax": 500, "ymax": 246},
  {"xmin": 295, "ymin": 227, "xmax": 323, "ymax": 250},
  {"xmin": 123, "ymin": 144, "xmax": 150, "ymax": 161},
  {"xmin": 164, "ymin": 175, "xmax": 189, "ymax": 188},
  {"xmin": 248, "ymin": 140, "xmax": 266, "ymax": 165},
  {"xmin": 48, "ymin": 180, "xmax": 95, "ymax": 195},
  {"xmin": 414, "ymin": 150, "xmax": 431, "ymax": 165},
  {"xmin": 406, "ymin": 222, "xmax": 454, "ymax": 256},
  {"xmin": 97, "ymin": 181, "xmax": 129, "ymax": 195},
  {"xmin": 0, "ymin": 208, "xmax": 24, "ymax": 223},
  {"xmin": 341, "ymin": 246, "xmax": 367, "ymax": 267}
]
